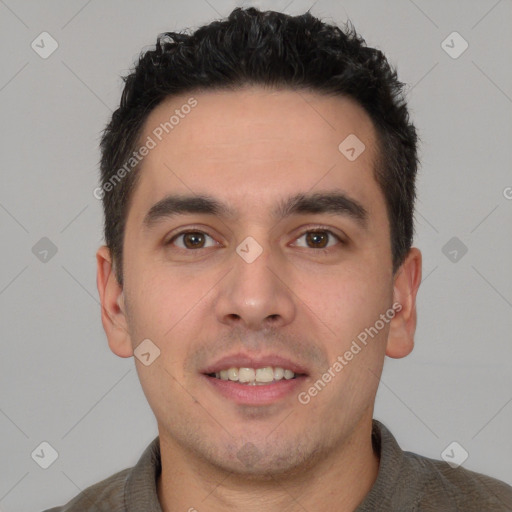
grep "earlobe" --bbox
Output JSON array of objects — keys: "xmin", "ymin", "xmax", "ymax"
[
  {"xmin": 96, "ymin": 246, "xmax": 134, "ymax": 358},
  {"xmin": 386, "ymin": 247, "xmax": 422, "ymax": 359}
]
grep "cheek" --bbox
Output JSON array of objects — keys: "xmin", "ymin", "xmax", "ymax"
[
  {"xmin": 125, "ymin": 269, "xmax": 215, "ymax": 372},
  {"xmin": 295, "ymin": 265, "xmax": 391, "ymax": 339},
  {"xmin": 126, "ymin": 263, "xmax": 179, "ymax": 320}
]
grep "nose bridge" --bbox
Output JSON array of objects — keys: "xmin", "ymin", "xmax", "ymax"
[{"xmin": 214, "ymin": 234, "xmax": 296, "ymax": 330}]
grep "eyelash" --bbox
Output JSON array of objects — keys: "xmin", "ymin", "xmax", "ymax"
[{"xmin": 166, "ymin": 226, "xmax": 346, "ymax": 252}]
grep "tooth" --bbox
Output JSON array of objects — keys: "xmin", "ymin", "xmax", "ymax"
[
  {"xmin": 238, "ymin": 367, "xmax": 256, "ymax": 383},
  {"xmin": 284, "ymin": 369, "xmax": 295, "ymax": 380},
  {"xmin": 227, "ymin": 367, "xmax": 239, "ymax": 381},
  {"xmin": 215, "ymin": 372, "xmax": 220, "ymax": 379},
  {"xmin": 220, "ymin": 370, "xmax": 229, "ymax": 380},
  {"xmin": 273, "ymin": 367, "xmax": 285, "ymax": 380},
  {"xmin": 255, "ymin": 367, "xmax": 274, "ymax": 383}
]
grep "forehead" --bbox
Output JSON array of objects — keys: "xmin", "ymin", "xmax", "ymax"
[{"xmin": 127, "ymin": 87, "xmax": 383, "ymax": 225}]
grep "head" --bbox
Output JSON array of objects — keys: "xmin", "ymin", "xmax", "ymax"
[{"xmin": 97, "ymin": 7, "xmax": 421, "ymax": 478}]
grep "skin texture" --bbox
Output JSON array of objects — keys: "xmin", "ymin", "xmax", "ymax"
[{"xmin": 97, "ymin": 87, "xmax": 422, "ymax": 512}]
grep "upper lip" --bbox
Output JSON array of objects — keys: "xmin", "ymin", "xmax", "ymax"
[{"xmin": 201, "ymin": 353, "xmax": 309, "ymax": 376}]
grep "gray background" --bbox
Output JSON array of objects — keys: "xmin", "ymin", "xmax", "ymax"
[{"xmin": 0, "ymin": 0, "xmax": 511, "ymax": 510}]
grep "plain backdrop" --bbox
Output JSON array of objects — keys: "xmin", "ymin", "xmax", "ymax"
[{"xmin": 0, "ymin": 0, "xmax": 511, "ymax": 510}]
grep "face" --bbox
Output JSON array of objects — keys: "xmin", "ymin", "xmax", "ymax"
[{"xmin": 101, "ymin": 86, "xmax": 409, "ymax": 477}]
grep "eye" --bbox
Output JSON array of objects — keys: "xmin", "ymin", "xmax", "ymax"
[
  {"xmin": 165, "ymin": 227, "xmax": 344, "ymax": 252},
  {"xmin": 291, "ymin": 229, "xmax": 343, "ymax": 250},
  {"xmin": 167, "ymin": 230, "xmax": 218, "ymax": 250}
]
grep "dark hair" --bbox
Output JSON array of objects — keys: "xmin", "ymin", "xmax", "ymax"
[{"xmin": 99, "ymin": 7, "xmax": 418, "ymax": 286}]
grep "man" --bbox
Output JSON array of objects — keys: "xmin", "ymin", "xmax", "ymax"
[{"xmin": 45, "ymin": 7, "xmax": 512, "ymax": 512}]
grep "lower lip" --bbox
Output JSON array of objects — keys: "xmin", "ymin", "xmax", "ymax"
[{"xmin": 203, "ymin": 375, "xmax": 306, "ymax": 405}]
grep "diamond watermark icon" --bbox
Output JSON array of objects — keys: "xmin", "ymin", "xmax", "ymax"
[
  {"xmin": 442, "ymin": 236, "xmax": 468, "ymax": 263},
  {"xmin": 31, "ymin": 441, "xmax": 59, "ymax": 469},
  {"xmin": 441, "ymin": 441, "xmax": 469, "ymax": 468},
  {"xmin": 237, "ymin": 442, "xmax": 262, "ymax": 467},
  {"xmin": 339, "ymin": 134, "xmax": 366, "ymax": 161},
  {"xmin": 134, "ymin": 338, "xmax": 161, "ymax": 366},
  {"xmin": 32, "ymin": 237, "xmax": 58, "ymax": 263},
  {"xmin": 31, "ymin": 32, "xmax": 59, "ymax": 59},
  {"xmin": 236, "ymin": 236, "xmax": 263, "ymax": 263},
  {"xmin": 441, "ymin": 31, "xmax": 468, "ymax": 59}
]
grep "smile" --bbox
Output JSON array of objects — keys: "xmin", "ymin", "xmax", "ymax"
[{"xmin": 208, "ymin": 366, "xmax": 297, "ymax": 385}]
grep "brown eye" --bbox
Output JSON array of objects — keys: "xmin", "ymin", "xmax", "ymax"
[
  {"xmin": 168, "ymin": 231, "xmax": 216, "ymax": 250},
  {"xmin": 293, "ymin": 229, "xmax": 342, "ymax": 250},
  {"xmin": 306, "ymin": 231, "xmax": 329, "ymax": 248}
]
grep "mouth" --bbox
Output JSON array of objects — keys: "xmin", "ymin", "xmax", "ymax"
[
  {"xmin": 206, "ymin": 365, "xmax": 304, "ymax": 385},
  {"xmin": 201, "ymin": 355, "xmax": 309, "ymax": 405}
]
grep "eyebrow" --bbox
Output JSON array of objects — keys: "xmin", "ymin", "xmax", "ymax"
[{"xmin": 142, "ymin": 190, "xmax": 368, "ymax": 230}]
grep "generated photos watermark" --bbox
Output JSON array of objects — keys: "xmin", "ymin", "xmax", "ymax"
[
  {"xmin": 93, "ymin": 97, "xmax": 198, "ymax": 200},
  {"xmin": 298, "ymin": 301, "xmax": 403, "ymax": 405}
]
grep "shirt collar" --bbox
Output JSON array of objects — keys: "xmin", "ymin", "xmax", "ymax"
[
  {"xmin": 125, "ymin": 435, "xmax": 163, "ymax": 512},
  {"xmin": 354, "ymin": 419, "xmax": 404, "ymax": 511}
]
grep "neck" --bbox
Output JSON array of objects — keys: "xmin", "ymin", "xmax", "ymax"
[{"xmin": 157, "ymin": 415, "xmax": 380, "ymax": 512}]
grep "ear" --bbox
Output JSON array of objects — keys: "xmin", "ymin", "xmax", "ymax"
[
  {"xmin": 386, "ymin": 247, "xmax": 422, "ymax": 359},
  {"xmin": 96, "ymin": 245, "xmax": 133, "ymax": 358}
]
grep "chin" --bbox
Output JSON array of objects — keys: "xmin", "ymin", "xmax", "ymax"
[{"xmin": 202, "ymin": 438, "xmax": 322, "ymax": 480}]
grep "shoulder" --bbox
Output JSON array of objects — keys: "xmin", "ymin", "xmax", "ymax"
[
  {"xmin": 41, "ymin": 467, "xmax": 130, "ymax": 512},
  {"xmin": 41, "ymin": 435, "xmax": 161, "ymax": 512},
  {"xmin": 367, "ymin": 420, "xmax": 512, "ymax": 511},
  {"xmin": 402, "ymin": 450, "xmax": 512, "ymax": 510}
]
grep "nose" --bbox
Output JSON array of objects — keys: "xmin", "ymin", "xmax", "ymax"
[{"xmin": 214, "ymin": 239, "xmax": 297, "ymax": 332}]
